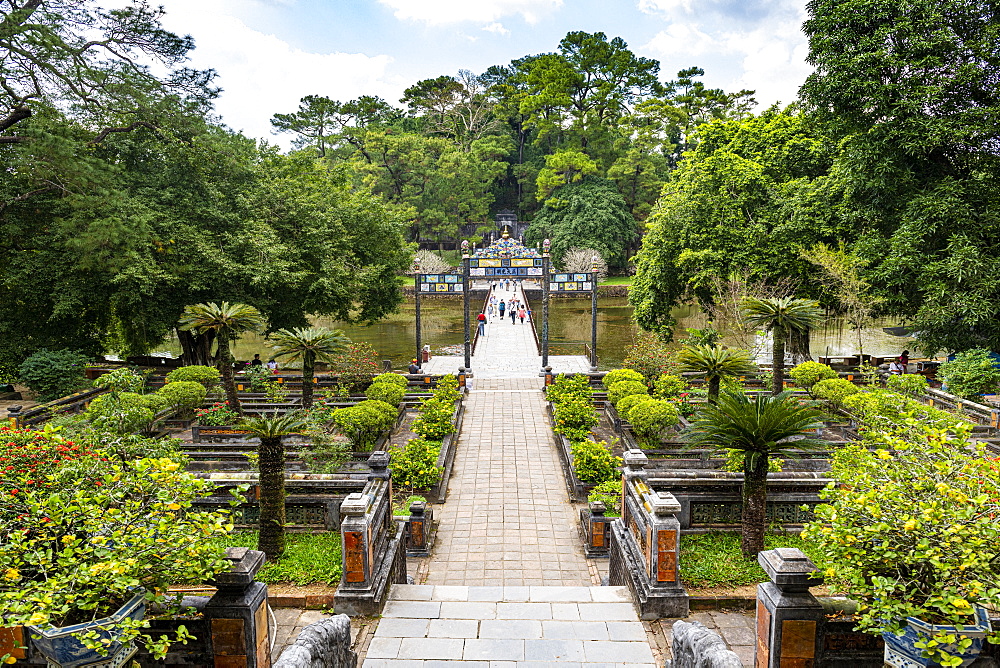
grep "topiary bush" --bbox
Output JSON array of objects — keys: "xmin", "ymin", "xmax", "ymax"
[
  {"xmin": 608, "ymin": 380, "xmax": 648, "ymax": 406},
  {"xmin": 155, "ymin": 380, "xmax": 207, "ymax": 419},
  {"xmin": 788, "ymin": 361, "xmax": 838, "ymax": 392},
  {"xmin": 165, "ymin": 365, "xmax": 221, "ymax": 391},
  {"xmin": 332, "ymin": 399, "xmax": 396, "ymax": 450},
  {"xmin": 372, "ymin": 373, "xmax": 408, "ymax": 388},
  {"xmin": 938, "ymin": 348, "xmax": 1000, "ymax": 399},
  {"xmin": 885, "ymin": 373, "xmax": 928, "ymax": 398},
  {"xmin": 570, "ymin": 440, "xmax": 623, "ymax": 485},
  {"xmin": 615, "ymin": 393, "xmax": 655, "ymax": 418},
  {"xmin": 390, "ymin": 438, "xmax": 443, "ymax": 491},
  {"xmin": 366, "ymin": 381, "xmax": 406, "ymax": 406},
  {"xmin": 627, "ymin": 399, "xmax": 681, "ymax": 440},
  {"xmin": 553, "ymin": 397, "xmax": 599, "ymax": 441},
  {"xmin": 17, "ymin": 349, "xmax": 91, "ymax": 401},
  {"xmin": 412, "ymin": 397, "xmax": 455, "ymax": 440},
  {"xmin": 812, "ymin": 378, "xmax": 860, "ymax": 408},
  {"xmin": 652, "ymin": 374, "xmax": 687, "ymax": 399},
  {"xmin": 602, "ymin": 368, "xmax": 645, "ymax": 390}
]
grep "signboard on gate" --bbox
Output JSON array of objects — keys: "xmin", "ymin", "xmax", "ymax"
[
  {"xmin": 468, "ymin": 257, "xmax": 544, "ymax": 277},
  {"xmin": 419, "ymin": 273, "xmax": 463, "ymax": 292},
  {"xmin": 549, "ymin": 272, "xmax": 594, "ymax": 292}
]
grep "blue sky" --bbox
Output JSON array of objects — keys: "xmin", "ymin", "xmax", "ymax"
[{"xmin": 157, "ymin": 0, "xmax": 812, "ymax": 146}]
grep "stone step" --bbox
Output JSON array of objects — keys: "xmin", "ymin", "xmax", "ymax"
[{"xmin": 362, "ymin": 585, "xmax": 657, "ymax": 666}]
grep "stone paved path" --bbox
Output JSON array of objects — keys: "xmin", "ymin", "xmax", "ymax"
[{"xmin": 363, "ymin": 585, "xmax": 657, "ymax": 667}]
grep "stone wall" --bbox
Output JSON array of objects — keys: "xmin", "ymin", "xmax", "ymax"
[
  {"xmin": 666, "ymin": 620, "xmax": 742, "ymax": 668},
  {"xmin": 272, "ymin": 616, "xmax": 356, "ymax": 668}
]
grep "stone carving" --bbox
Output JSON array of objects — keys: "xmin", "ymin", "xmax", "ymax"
[
  {"xmin": 667, "ymin": 620, "xmax": 742, "ymax": 668},
  {"xmin": 272, "ymin": 615, "xmax": 356, "ymax": 668}
]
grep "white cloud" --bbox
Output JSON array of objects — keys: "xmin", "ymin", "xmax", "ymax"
[
  {"xmin": 482, "ymin": 22, "xmax": 511, "ymax": 36},
  {"xmin": 377, "ymin": 0, "xmax": 562, "ymax": 26},
  {"xmin": 157, "ymin": 0, "xmax": 402, "ymax": 145},
  {"xmin": 637, "ymin": 0, "xmax": 694, "ymax": 14}
]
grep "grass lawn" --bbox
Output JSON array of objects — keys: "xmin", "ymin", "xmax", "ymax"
[
  {"xmin": 209, "ymin": 531, "xmax": 342, "ymax": 585},
  {"xmin": 599, "ymin": 276, "xmax": 633, "ymax": 286},
  {"xmin": 681, "ymin": 531, "xmax": 818, "ymax": 588}
]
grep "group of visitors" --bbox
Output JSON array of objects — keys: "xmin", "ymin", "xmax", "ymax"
[
  {"xmin": 888, "ymin": 349, "xmax": 910, "ymax": 375},
  {"xmin": 249, "ymin": 354, "xmax": 278, "ymax": 371},
  {"xmin": 478, "ymin": 286, "xmax": 529, "ymax": 335}
]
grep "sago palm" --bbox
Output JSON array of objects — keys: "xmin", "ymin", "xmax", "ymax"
[
  {"xmin": 239, "ymin": 411, "xmax": 308, "ymax": 560},
  {"xmin": 741, "ymin": 297, "xmax": 824, "ymax": 396},
  {"xmin": 179, "ymin": 302, "xmax": 266, "ymax": 414},
  {"xmin": 270, "ymin": 327, "xmax": 350, "ymax": 409},
  {"xmin": 675, "ymin": 344, "xmax": 754, "ymax": 402},
  {"xmin": 686, "ymin": 391, "xmax": 826, "ymax": 558}
]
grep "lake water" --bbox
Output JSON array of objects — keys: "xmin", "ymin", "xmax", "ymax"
[{"xmin": 158, "ymin": 295, "xmax": 914, "ymax": 370}]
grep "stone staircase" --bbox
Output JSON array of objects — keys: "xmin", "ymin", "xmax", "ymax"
[{"xmin": 362, "ymin": 584, "xmax": 657, "ymax": 666}]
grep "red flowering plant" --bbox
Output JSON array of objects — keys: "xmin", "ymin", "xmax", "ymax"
[
  {"xmin": 194, "ymin": 402, "xmax": 241, "ymax": 427},
  {"xmin": 0, "ymin": 426, "xmax": 107, "ymax": 502},
  {"xmin": 326, "ymin": 342, "xmax": 381, "ymax": 393}
]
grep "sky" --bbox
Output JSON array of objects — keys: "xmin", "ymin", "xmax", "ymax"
[{"xmin": 155, "ymin": 0, "xmax": 814, "ymax": 147}]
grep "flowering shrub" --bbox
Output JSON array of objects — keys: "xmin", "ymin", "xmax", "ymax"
[
  {"xmin": 554, "ymin": 397, "xmax": 599, "ymax": 441},
  {"xmin": 570, "ymin": 440, "xmax": 622, "ymax": 484},
  {"xmin": 390, "ymin": 438, "xmax": 443, "ymax": 491},
  {"xmin": 431, "ymin": 375, "xmax": 461, "ymax": 403},
  {"xmin": 843, "ymin": 389, "xmax": 963, "ymax": 442},
  {"xmin": 652, "ymin": 374, "xmax": 687, "ymax": 399},
  {"xmin": 621, "ymin": 334, "xmax": 676, "ymax": 384},
  {"xmin": 194, "ymin": 402, "xmax": 241, "ymax": 427},
  {"xmin": 412, "ymin": 398, "xmax": 455, "ymax": 440},
  {"xmin": 327, "ymin": 343, "xmax": 381, "ymax": 392},
  {"xmin": 803, "ymin": 425, "xmax": 1000, "ymax": 665},
  {"xmin": 587, "ymin": 479, "xmax": 622, "ymax": 517},
  {"xmin": 545, "ymin": 374, "xmax": 590, "ymax": 404},
  {"xmin": 608, "ymin": 380, "xmax": 648, "ymax": 406},
  {"xmin": 788, "ymin": 361, "xmax": 837, "ymax": 393},
  {"xmin": 601, "ymin": 368, "xmax": 645, "ymax": 389},
  {"xmin": 0, "ymin": 427, "xmax": 105, "ymax": 499}
]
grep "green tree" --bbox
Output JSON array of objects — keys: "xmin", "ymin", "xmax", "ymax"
[
  {"xmin": 686, "ymin": 391, "xmax": 825, "ymax": 557},
  {"xmin": 270, "ymin": 95, "xmax": 343, "ymax": 157},
  {"xmin": 270, "ymin": 327, "xmax": 350, "ymax": 408},
  {"xmin": 674, "ymin": 345, "xmax": 754, "ymax": 402},
  {"xmin": 178, "ymin": 302, "xmax": 266, "ymax": 414},
  {"xmin": 239, "ymin": 412, "xmax": 308, "ymax": 560},
  {"xmin": 741, "ymin": 297, "xmax": 824, "ymax": 396}
]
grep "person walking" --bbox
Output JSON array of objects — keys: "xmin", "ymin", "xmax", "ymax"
[
  {"xmin": 498, "ymin": 300, "xmax": 506, "ymax": 320},
  {"xmin": 510, "ymin": 305, "xmax": 517, "ymax": 323},
  {"xmin": 487, "ymin": 303, "xmax": 495, "ymax": 320},
  {"xmin": 518, "ymin": 306, "xmax": 526, "ymax": 324},
  {"xmin": 477, "ymin": 311, "xmax": 487, "ymax": 336}
]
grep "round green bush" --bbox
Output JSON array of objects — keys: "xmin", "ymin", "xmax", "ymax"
[
  {"xmin": 365, "ymin": 382, "xmax": 406, "ymax": 406},
  {"xmin": 85, "ymin": 393, "xmax": 155, "ymax": 434},
  {"xmin": 165, "ymin": 365, "xmax": 221, "ymax": 390},
  {"xmin": 885, "ymin": 373, "xmax": 928, "ymax": 398},
  {"xmin": 156, "ymin": 381, "xmax": 208, "ymax": 417},
  {"xmin": 372, "ymin": 373, "xmax": 408, "ymax": 388},
  {"xmin": 412, "ymin": 397, "xmax": 455, "ymax": 440},
  {"xmin": 788, "ymin": 361, "xmax": 838, "ymax": 391},
  {"xmin": 570, "ymin": 440, "xmax": 622, "ymax": 484},
  {"xmin": 812, "ymin": 378, "xmax": 860, "ymax": 407},
  {"xmin": 608, "ymin": 380, "xmax": 648, "ymax": 406},
  {"xmin": 653, "ymin": 374, "xmax": 687, "ymax": 399},
  {"xmin": 602, "ymin": 368, "xmax": 645, "ymax": 390},
  {"xmin": 627, "ymin": 399, "xmax": 681, "ymax": 438},
  {"xmin": 17, "ymin": 349, "xmax": 91, "ymax": 401},
  {"xmin": 553, "ymin": 397, "xmax": 599, "ymax": 441},
  {"xmin": 587, "ymin": 479, "xmax": 622, "ymax": 517},
  {"xmin": 332, "ymin": 400, "xmax": 397, "ymax": 450},
  {"xmin": 615, "ymin": 393, "xmax": 655, "ymax": 417},
  {"xmin": 390, "ymin": 438, "xmax": 443, "ymax": 491}
]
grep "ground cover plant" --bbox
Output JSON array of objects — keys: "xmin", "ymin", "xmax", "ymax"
[
  {"xmin": 207, "ymin": 531, "xmax": 343, "ymax": 585},
  {"xmin": 680, "ymin": 531, "xmax": 815, "ymax": 588}
]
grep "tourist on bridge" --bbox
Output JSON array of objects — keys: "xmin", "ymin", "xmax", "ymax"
[
  {"xmin": 498, "ymin": 300, "xmax": 506, "ymax": 319},
  {"xmin": 518, "ymin": 306, "xmax": 526, "ymax": 324},
  {"xmin": 510, "ymin": 305, "xmax": 517, "ymax": 323},
  {"xmin": 477, "ymin": 311, "xmax": 486, "ymax": 335},
  {"xmin": 487, "ymin": 303, "xmax": 495, "ymax": 320}
]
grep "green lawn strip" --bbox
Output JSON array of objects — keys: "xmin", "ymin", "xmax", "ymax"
[
  {"xmin": 681, "ymin": 531, "xmax": 818, "ymax": 588},
  {"xmin": 209, "ymin": 531, "xmax": 342, "ymax": 585},
  {"xmin": 598, "ymin": 276, "xmax": 633, "ymax": 286}
]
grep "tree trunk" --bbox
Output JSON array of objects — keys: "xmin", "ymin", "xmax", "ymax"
[
  {"xmin": 741, "ymin": 453, "xmax": 769, "ymax": 558},
  {"xmin": 789, "ymin": 327, "xmax": 812, "ymax": 365},
  {"xmin": 708, "ymin": 376, "xmax": 721, "ymax": 403},
  {"xmin": 257, "ymin": 434, "xmax": 286, "ymax": 560},
  {"xmin": 217, "ymin": 331, "xmax": 242, "ymax": 414},
  {"xmin": 771, "ymin": 324, "xmax": 787, "ymax": 396},
  {"xmin": 178, "ymin": 329, "xmax": 216, "ymax": 367},
  {"xmin": 302, "ymin": 351, "xmax": 315, "ymax": 409}
]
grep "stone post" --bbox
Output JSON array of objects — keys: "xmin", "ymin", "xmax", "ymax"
[
  {"xmin": 754, "ymin": 548, "xmax": 825, "ymax": 668},
  {"xmin": 583, "ymin": 500, "xmax": 611, "ymax": 557},
  {"xmin": 203, "ymin": 547, "xmax": 271, "ymax": 668},
  {"xmin": 405, "ymin": 499, "xmax": 431, "ymax": 557}
]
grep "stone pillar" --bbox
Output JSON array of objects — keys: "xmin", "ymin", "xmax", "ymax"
[
  {"xmin": 405, "ymin": 499, "xmax": 432, "ymax": 557},
  {"xmin": 754, "ymin": 548, "xmax": 825, "ymax": 668},
  {"xmin": 204, "ymin": 547, "xmax": 271, "ymax": 668},
  {"xmin": 582, "ymin": 500, "xmax": 611, "ymax": 558}
]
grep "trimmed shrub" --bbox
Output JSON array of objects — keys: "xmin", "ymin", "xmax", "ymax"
[
  {"xmin": 85, "ymin": 392, "xmax": 155, "ymax": 434},
  {"xmin": 390, "ymin": 438, "xmax": 443, "ymax": 491},
  {"xmin": 17, "ymin": 349, "xmax": 91, "ymax": 401},
  {"xmin": 372, "ymin": 373, "xmax": 408, "ymax": 388},
  {"xmin": 788, "ymin": 361, "xmax": 837, "ymax": 391},
  {"xmin": 155, "ymin": 381, "xmax": 207, "ymax": 418},
  {"xmin": 366, "ymin": 382, "xmax": 406, "ymax": 406},
  {"xmin": 332, "ymin": 399, "xmax": 396, "ymax": 450},
  {"xmin": 812, "ymin": 378, "xmax": 860, "ymax": 408},
  {"xmin": 412, "ymin": 398, "xmax": 455, "ymax": 440},
  {"xmin": 570, "ymin": 440, "xmax": 623, "ymax": 484},
  {"xmin": 602, "ymin": 368, "xmax": 645, "ymax": 390},
  {"xmin": 608, "ymin": 380, "xmax": 648, "ymax": 406},
  {"xmin": 885, "ymin": 373, "xmax": 928, "ymax": 398},
  {"xmin": 165, "ymin": 365, "xmax": 221, "ymax": 390},
  {"xmin": 627, "ymin": 399, "xmax": 681, "ymax": 439},
  {"xmin": 615, "ymin": 393, "xmax": 655, "ymax": 417},
  {"xmin": 546, "ymin": 374, "xmax": 591, "ymax": 404},
  {"xmin": 553, "ymin": 397, "xmax": 599, "ymax": 441},
  {"xmin": 652, "ymin": 374, "xmax": 687, "ymax": 399}
]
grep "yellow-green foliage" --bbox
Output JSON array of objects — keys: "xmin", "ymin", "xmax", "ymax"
[
  {"xmin": 812, "ymin": 378, "xmax": 860, "ymax": 407},
  {"xmin": 602, "ymin": 368, "xmax": 645, "ymax": 389},
  {"xmin": 608, "ymin": 380, "xmax": 648, "ymax": 406},
  {"xmin": 615, "ymin": 393, "xmax": 654, "ymax": 417},
  {"xmin": 627, "ymin": 399, "xmax": 680, "ymax": 438},
  {"xmin": 788, "ymin": 361, "xmax": 837, "ymax": 391},
  {"xmin": 570, "ymin": 440, "xmax": 622, "ymax": 484}
]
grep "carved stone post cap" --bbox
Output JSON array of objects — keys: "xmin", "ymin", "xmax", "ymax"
[
  {"xmin": 623, "ymin": 449, "xmax": 648, "ymax": 471},
  {"xmin": 651, "ymin": 491, "xmax": 681, "ymax": 516},
  {"xmin": 341, "ymin": 492, "xmax": 368, "ymax": 517},
  {"xmin": 589, "ymin": 500, "xmax": 606, "ymax": 515},
  {"xmin": 409, "ymin": 500, "xmax": 426, "ymax": 515},
  {"xmin": 209, "ymin": 547, "xmax": 265, "ymax": 587},
  {"xmin": 759, "ymin": 548, "xmax": 823, "ymax": 590},
  {"xmin": 368, "ymin": 450, "xmax": 391, "ymax": 473}
]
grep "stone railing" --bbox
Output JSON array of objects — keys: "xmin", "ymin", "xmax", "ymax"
[
  {"xmin": 7, "ymin": 387, "xmax": 108, "ymax": 428},
  {"xmin": 334, "ymin": 452, "xmax": 407, "ymax": 616},
  {"xmin": 272, "ymin": 615, "xmax": 356, "ymax": 668},
  {"xmin": 609, "ymin": 449, "xmax": 689, "ymax": 619}
]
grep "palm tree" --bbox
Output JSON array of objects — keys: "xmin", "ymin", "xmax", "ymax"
[
  {"xmin": 686, "ymin": 391, "xmax": 826, "ymax": 558},
  {"xmin": 179, "ymin": 302, "xmax": 266, "ymax": 414},
  {"xmin": 741, "ymin": 297, "xmax": 824, "ymax": 396},
  {"xmin": 270, "ymin": 327, "xmax": 350, "ymax": 409},
  {"xmin": 675, "ymin": 344, "xmax": 754, "ymax": 402},
  {"xmin": 239, "ymin": 412, "xmax": 308, "ymax": 560}
]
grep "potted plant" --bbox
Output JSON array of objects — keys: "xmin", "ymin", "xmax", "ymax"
[
  {"xmin": 0, "ymin": 427, "xmax": 238, "ymax": 665},
  {"xmin": 802, "ymin": 422, "xmax": 1000, "ymax": 667}
]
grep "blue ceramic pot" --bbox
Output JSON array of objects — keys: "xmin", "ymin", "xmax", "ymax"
[
  {"xmin": 883, "ymin": 606, "xmax": 991, "ymax": 668},
  {"xmin": 27, "ymin": 591, "xmax": 146, "ymax": 668}
]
